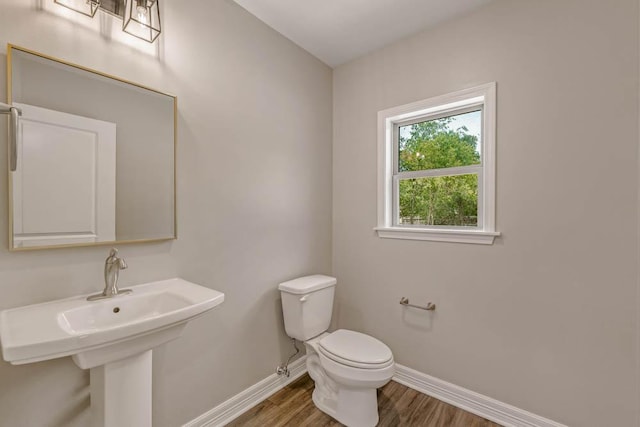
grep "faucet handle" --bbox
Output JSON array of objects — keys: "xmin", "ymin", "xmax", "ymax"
[
  {"xmin": 119, "ymin": 258, "xmax": 128, "ymax": 270},
  {"xmin": 108, "ymin": 248, "xmax": 119, "ymax": 257}
]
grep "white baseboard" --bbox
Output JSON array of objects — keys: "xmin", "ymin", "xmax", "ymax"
[
  {"xmin": 182, "ymin": 356, "xmax": 308, "ymax": 427},
  {"xmin": 393, "ymin": 364, "xmax": 567, "ymax": 427},
  {"xmin": 183, "ymin": 357, "xmax": 566, "ymax": 427}
]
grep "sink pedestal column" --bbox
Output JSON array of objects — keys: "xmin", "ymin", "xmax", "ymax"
[{"xmin": 89, "ymin": 350, "xmax": 152, "ymax": 427}]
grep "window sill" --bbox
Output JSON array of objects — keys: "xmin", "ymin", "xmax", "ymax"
[{"xmin": 374, "ymin": 227, "xmax": 500, "ymax": 245}]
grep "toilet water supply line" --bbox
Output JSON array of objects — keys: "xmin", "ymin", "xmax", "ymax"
[{"xmin": 276, "ymin": 338, "xmax": 300, "ymax": 377}]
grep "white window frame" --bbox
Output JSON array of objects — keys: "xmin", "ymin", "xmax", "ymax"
[{"xmin": 375, "ymin": 82, "xmax": 500, "ymax": 245}]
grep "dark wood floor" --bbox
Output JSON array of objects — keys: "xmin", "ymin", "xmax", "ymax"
[{"xmin": 227, "ymin": 374, "xmax": 502, "ymax": 426}]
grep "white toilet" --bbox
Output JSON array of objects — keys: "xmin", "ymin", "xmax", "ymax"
[{"xmin": 278, "ymin": 275, "xmax": 394, "ymax": 427}]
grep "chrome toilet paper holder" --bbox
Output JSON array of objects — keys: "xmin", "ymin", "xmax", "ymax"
[{"xmin": 399, "ymin": 297, "xmax": 436, "ymax": 311}]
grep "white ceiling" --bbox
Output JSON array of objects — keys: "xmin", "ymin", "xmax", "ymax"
[{"xmin": 233, "ymin": 0, "xmax": 493, "ymax": 67}]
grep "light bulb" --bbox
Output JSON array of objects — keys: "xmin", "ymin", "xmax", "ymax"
[{"xmin": 136, "ymin": 1, "xmax": 148, "ymax": 23}]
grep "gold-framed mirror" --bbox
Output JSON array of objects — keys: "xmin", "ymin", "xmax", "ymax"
[{"xmin": 7, "ymin": 44, "xmax": 176, "ymax": 251}]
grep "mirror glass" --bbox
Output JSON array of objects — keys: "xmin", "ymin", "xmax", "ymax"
[{"xmin": 8, "ymin": 45, "xmax": 176, "ymax": 250}]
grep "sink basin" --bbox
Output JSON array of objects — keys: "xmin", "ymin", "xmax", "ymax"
[
  {"xmin": 59, "ymin": 291, "xmax": 193, "ymax": 335},
  {"xmin": 0, "ymin": 278, "xmax": 224, "ymax": 368}
]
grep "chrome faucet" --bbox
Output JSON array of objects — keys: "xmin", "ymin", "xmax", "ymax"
[{"xmin": 87, "ymin": 248, "xmax": 132, "ymax": 301}]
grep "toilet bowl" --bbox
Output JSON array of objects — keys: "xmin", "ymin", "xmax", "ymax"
[
  {"xmin": 279, "ymin": 275, "xmax": 395, "ymax": 427},
  {"xmin": 317, "ymin": 329, "xmax": 395, "ymax": 387}
]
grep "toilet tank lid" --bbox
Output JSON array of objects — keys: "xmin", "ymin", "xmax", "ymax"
[{"xmin": 278, "ymin": 275, "xmax": 337, "ymax": 294}]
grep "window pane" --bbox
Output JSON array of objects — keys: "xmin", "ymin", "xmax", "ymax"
[
  {"xmin": 398, "ymin": 110, "xmax": 481, "ymax": 172},
  {"xmin": 398, "ymin": 174, "xmax": 478, "ymax": 226}
]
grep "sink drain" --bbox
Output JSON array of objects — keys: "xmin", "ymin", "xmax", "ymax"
[{"xmin": 113, "ymin": 307, "xmax": 120, "ymax": 313}]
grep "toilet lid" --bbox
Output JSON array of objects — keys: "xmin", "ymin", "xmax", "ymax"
[{"xmin": 318, "ymin": 330, "xmax": 393, "ymax": 368}]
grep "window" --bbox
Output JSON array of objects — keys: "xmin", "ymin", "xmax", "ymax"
[{"xmin": 376, "ymin": 83, "xmax": 499, "ymax": 244}]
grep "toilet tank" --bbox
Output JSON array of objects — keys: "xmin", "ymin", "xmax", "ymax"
[{"xmin": 278, "ymin": 275, "xmax": 337, "ymax": 341}]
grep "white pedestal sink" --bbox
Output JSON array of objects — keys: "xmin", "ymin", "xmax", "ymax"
[{"xmin": 0, "ymin": 278, "xmax": 224, "ymax": 427}]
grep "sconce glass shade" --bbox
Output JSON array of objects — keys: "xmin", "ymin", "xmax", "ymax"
[
  {"xmin": 54, "ymin": 0, "xmax": 100, "ymax": 17},
  {"xmin": 123, "ymin": 0, "xmax": 161, "ymax": 43}
]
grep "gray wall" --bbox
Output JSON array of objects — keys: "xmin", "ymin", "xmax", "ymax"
[
  {"xmin": 0, "ymin": 1, "xmax": 332, "ymax": 426},
  {"xmin": 332, "ymin": 1, "xmax": 638, "ymax": 426}
]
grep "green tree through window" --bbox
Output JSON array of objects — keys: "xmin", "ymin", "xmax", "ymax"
[{"xmin": 398, "ymin": 112, "xmax": 481, "ymax": 226}]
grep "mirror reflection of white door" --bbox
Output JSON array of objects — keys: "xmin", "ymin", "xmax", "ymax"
[{"xmin": 12, "ymin": 103, "xmax": 116, "ymax": 248}]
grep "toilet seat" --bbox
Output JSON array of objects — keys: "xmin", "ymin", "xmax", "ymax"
[{"xmin": 318, "ymin": 329, "xmax": 393, "ymax": 369}]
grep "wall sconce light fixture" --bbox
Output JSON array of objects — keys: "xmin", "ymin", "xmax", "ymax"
[
  {"xmin": 123, "ymin": 0, "xmax": 161, "ymax": 43},
  {"xmin": 54, "ymin": 0, "xmax": 100, "ymax": 17},
  {"xmin": 53, "ymin": 0, "xmax": 161, "ymax": 43}
]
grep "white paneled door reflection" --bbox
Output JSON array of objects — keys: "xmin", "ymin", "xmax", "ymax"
[{"xmin": 12, "ymin": 103, "xmax": 116, "ymax": 248}]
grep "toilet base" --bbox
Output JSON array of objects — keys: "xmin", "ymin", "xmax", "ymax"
[
  {"xmin": 312, "ymin": 385, "xmax": 379, "ymax": 427},
  {"xmin": 305, "ymin": 337, "xmax": 383, "ymax": 427}
]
